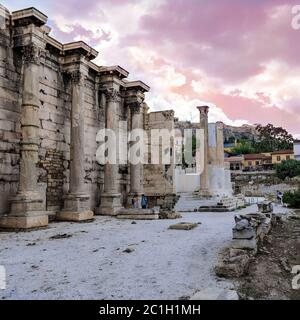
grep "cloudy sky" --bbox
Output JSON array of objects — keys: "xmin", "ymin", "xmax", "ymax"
[{"xmin": 3, "ymin": 0, "xmax": 300, "ymax": 137}]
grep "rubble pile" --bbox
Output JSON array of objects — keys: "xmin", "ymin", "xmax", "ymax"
[{"xmin": 215, "ymin": 201, "xmax": 277, "ymax": 278}]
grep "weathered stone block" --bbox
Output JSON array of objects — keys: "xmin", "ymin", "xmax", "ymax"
[
  {"xmin": 169, "ymin": 222, "xmax": 198, "ymax": 230},
  {"xmin": 231, "ymin": 238, "xmax": 257, "ymax": 250},
  {"xmin": 232, "ymin": 226, "xmax": 256, "ymax": 239}
]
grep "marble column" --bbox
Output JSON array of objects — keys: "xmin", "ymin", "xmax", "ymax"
[
  {"xmin": 56, "ymin": 69, "xmax": 94, "ymax": 221},
  {"xmin": 197, "ymin": 105, "xmax": 211, "ymax": 197},
  {"xmin": 216, "ymin": 122, "xmax": 225, "ymax": 167},
  {"xmin": 129, "ymin": 102, "xmax": 144, "ymax": 206},
  {"xmin": 99, "ymin": 88, "xmax": 122, "ymax": 215},
  {"xmin": 0, "ymin": 44, "xmax": 48, "ymax": 229}
]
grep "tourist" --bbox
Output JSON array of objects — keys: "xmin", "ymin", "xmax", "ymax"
[
  {"xmin": 276, "ymin": 190, "xmax": 283, "ymax": 205},
  {"xmin": 141, "ymin": 194, "xmax": 148, "ymax": 209}
]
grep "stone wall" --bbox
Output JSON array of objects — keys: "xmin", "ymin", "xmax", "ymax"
[
  {"xmin": 0, "ymin": 11, "xmax": 127, "ymax": 216},
  {"xmin": 143, "ymin": 110, "xmax": 176, "ymax": 196},
  {"xmin": 0, "ymin": 23, "xmax": 21, "ymax": 214},
  {"xmin": 232, "ymin": 171, "xmax": 299, "ymax": 197}
]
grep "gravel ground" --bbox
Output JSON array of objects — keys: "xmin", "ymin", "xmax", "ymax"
[{"xmin": 0, "ymin": 207, "xmax": 258, "ymax": 300}]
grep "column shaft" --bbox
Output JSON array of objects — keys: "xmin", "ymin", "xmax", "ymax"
[
  {"xmin": 57, "ymin": 69, "xmax": 94, "ymax": 222},
  {"xmin": 197, "ymin": 106, "xmax": 210, "ymax": 196},
  {"xmin": 69, "ymin": 75, "xmax": 85, "ymax": 194},
  {"xmin": 130, "ymin": 104, "xmax": 143, "ymax": 195}
]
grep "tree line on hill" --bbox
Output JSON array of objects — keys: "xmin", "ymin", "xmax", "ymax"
[{"xmin": 228, "ymin": 123, "xmax": 294, "ymax": 155}]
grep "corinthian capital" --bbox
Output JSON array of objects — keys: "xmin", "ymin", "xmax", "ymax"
[
  {"xmin": 22, "ymin": 44, "xmax": 44, "ymax": 65},
  {"xmin": 102, "ymin": 87, "xmax": 121, "ymax": 103},
  {"xmin": 129, "ymin": 102, "xmax": 142, "ymax": 114},
  {"xmin": 70, "ymin": 70, "xmax": 86, "ymax": 86}
]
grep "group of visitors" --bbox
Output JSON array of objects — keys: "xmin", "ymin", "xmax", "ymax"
[{"xmin": 132, "ymin": 194, "xmax": 148, "ymax": 209}]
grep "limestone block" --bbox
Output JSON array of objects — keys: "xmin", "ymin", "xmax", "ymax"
[
  {"xmin": 0, "ymin": 213, "xmax": 49, "ymax": 230},
  {"xmin": 215, "ymin": 254, "xmax": 249, "ymax": 278},
  {"xmin": 0, "ymin": 119, "xmax": 14, "ymax": 131},
  {"xmin": 231, "ymin": 238, "xmax": 257, "ymax": 250},
  {"xmin": 56, "ymin": 210, "xmax": 94, "ymax": 222},
  {"xmin": 232, "ymin": 226, "xmax": 256, "ymax": 240},
  {"xmin": 169, "ymin": 222, "xmax": 198, "ymax": 230},
  {"xmin": 235, "ymin": 218, "xmax": 249, "ymax": 230}
]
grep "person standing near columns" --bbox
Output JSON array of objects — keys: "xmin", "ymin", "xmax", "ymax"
[
  {"xmin": 197, "ymin": 105, "xmax": 211, "ymax": 197},
  {"xmin": 57, "ymin": 64, "xmax": 94, "ymax": 222}
]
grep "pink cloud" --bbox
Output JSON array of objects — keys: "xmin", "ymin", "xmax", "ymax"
[{"xmin": 8, "ymin": 0, "xmax": 298, "ymax": 135}]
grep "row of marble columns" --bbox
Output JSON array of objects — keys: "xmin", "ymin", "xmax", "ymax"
[
  {"xmin": 100, "ymin": 88, "xmax": 145, "ymax": 214},
  {"xmin": 0, "ymin": 46, "xmax": 145, "ymax": 229}
]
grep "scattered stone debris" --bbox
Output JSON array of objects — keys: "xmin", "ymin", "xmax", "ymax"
[
  {"xmin": 168, "ymin": 222, "xmax": 198, "ymax": 230},
  {"xmin": 49, "ymin": 233, "xmax": 72, "ymax": 240},
  {"xmin": 123, "ymin": 248, "xmax": 135, "ymax": 254},
  {"xmin": 131, "ymin": 221, "xmax": 137, "ymax": 225},
  {"xmin": 236, "ymin": 212, "xmax": 300, "ymax": 300},
  {"xmin": 26, "ymin": 242, "xmax": 37, "ymax": 246},
  {"xmin": 215, "ymin": 204, "xmax": 278, "ymax": 278},
  {"xmin": 159, "ymin": 211, "xmax": 182, "ymax": 219},
  {"xmin": 257, "ymin": 201, "xmax": 273, "ymax": 214}
]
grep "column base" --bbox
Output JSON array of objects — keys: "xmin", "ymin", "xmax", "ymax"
[
  {"xmin": 198, "ymin": 189, "xmax": 213, "ymax": 199},
  {"xmin": 99, "ymin": 193, "xmax": 122, "ymax": 216},
  {"xmin": 0, "ymin": 214, "xmax": 48, "ymax": 230},
  {"xmin": 56, "ymin": 193, "xmax": 94, "ymax": 222},
  {"xmin": 0, "ymin": 192, "xmax": 48, "ymax": 230}
]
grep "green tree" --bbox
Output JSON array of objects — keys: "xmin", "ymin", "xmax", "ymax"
[
  {"xmin": 275, "ymin": 159, "xmax": 300, "ymax": 180},
  {"xmin": 283, "ymin": 188, "xmax": 300, "ymax": 208},
  {"xmin": 254, "ymin": 124, "xmax": 293, "ymax": 152},
  {"xmin": 231, "ymin": 141, "xmax": 255, "ymax": 155}
]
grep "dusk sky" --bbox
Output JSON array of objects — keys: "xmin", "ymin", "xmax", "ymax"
[{"xmin": 3, "ymin": 0, "xmax": 300, "ymax": 137}]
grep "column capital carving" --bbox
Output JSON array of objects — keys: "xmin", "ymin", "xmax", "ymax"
[
  {"xmin": 128, "ymin": 101, "xmax": 142, "ymax": 114},
  {"xmin": 70, "ymin": 70, "xmax": 86, "ymax": 86},
  {"xmin": 22, "ymin": 44, "xmax": 44, "ymax": 65},
  {"xmin": 197, "ymin": 105, "xmax": 209, "ymax": 115},
  {"xmin": 101, "ymin": 87, "xmax": 121, "ymax": 103}
]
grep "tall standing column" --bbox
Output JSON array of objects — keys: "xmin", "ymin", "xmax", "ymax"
[
  {"xmin": 129, "ymin": 102, "xmax": 144, "ymax": 206},
  {"xmin": 197, "ymin": 105, "xmax": 211, "ymax": 197},
  {"xmin": 216, "ymin": 122, "xmax": 225, "ymax": 167},
  {"xmin": 99, "ymin": 88, "xmax": 122, "ymax": 215},
  {"xmin": 0, "ymin": 44, "xmax": 49, "ymax": 229},
  {"xmin": 57, "ymin": 69, "xmax": 94, "ymax": 221}
]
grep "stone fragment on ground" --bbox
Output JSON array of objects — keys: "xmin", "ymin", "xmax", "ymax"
[
  {"xmin": 168, "ymin": 222, "xmax": 198, "ymax": 230},
  {"xmin": 159, "ymin": 211, "xmax": 182, "ymax": 219},
  {"xmin": 49, "ymin": 233, "xmax": 72, "ymax": 240},
  {"xmin": 123, "ymin": 247, "xmax": 135, "ymax": 253}
]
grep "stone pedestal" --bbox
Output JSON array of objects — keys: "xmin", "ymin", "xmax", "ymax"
[
  {"xmin": 0, "ymin": 44, "xmax": 48, "ymax": 230},
  {"xmin": 56, "ymin": 194, "xmax": 93, "ymax": 221},
  {"xmin": 100, "ymin": 193, "xmax": 122, "ymax": 215}
]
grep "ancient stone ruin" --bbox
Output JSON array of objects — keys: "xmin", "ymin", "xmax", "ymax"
[{"xmin": 0, "ymin": 5, "xmax": 239, "ymax": 230}]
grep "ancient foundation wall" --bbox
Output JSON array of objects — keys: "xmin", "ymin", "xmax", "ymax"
[
  {"xmin": 0, "ymin": 29, "xmax": 21, "ymax": 214},
  {"xmin": 232, "ymin": 171, "xmax": 299, "ymax": 197}
]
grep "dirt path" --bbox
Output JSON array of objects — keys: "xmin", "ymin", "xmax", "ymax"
[
  {"xmin": 236, "ymin": 212, "xmax": 300, "ymax": 300},
  {"xmin": 0, "ymin": 211, "xmax": 241, "ymax": 300}
]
